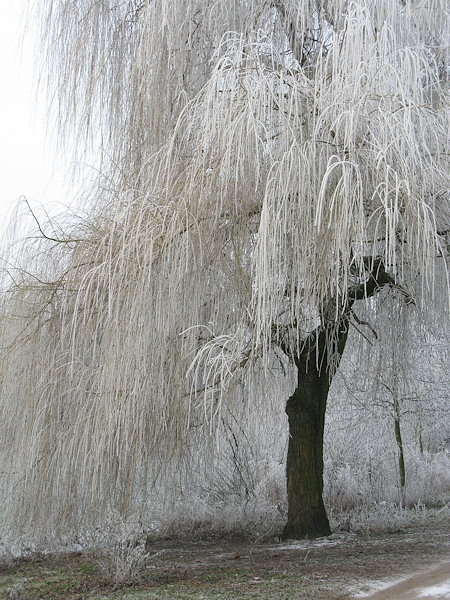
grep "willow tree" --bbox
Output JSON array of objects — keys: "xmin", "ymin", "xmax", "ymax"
[{"xmin": 0, "ymin": 0, "xmax": 448, "ymax": 544}]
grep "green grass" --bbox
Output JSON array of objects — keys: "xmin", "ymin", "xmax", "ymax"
[
  {"xmin": 0, "ymin": 554, "xmax": 348, "ymax": 600},
  {"xmin": 1, "ymin": 520, "xmax": 448, "ymax": 600},
  {"xmin": 0, "ymin": 562, "xmax": 348, "ymax": 600}
]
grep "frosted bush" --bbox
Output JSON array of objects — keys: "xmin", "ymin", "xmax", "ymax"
[
  {"xmin": 87, "ymin": 512, "xmax": 148, "ymax": 585},
  {"xmin": 331, "ymin": 502, "xmax": 409, "ymax": 535},
  {"xmin": 404, "ymin": 451, "xmax": 450, "ymax": 507}
]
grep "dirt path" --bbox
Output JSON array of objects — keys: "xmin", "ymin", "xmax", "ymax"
[{"xmin": 364, "ymin": 561, "xmax": 450, "ymax": 599}]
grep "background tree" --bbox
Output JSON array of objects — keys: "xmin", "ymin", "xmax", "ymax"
[
  {"xmin": 326, "ymin": 290, "xmax": 449, "ymax": 508},
  {"xmin": 323, "ymin": 293, "xmax": 449, "ymax": 528},
  {"xmin": 0, "ymin": 0, "xmax": 448, "ymax": 545}
]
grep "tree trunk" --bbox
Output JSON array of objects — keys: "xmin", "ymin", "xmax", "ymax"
[
  {"xmin": 282, "ymin": 320, "xmax": 350, "ymax": 539},
  {"xmin": 280, "ymin": 263, "xmax": 401, "ymax": 538},
  {"xmin": 282, "ymin": 354, "xmax": 331, "ymax": 538},
  {"xmin": 393, "ymin": 397, "xmax": 406, "ymax": 498}
]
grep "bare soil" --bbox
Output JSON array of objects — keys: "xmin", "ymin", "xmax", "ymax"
[{"xmin": 1, "ymin": 515, "xmax": 448, "ymax": 599}]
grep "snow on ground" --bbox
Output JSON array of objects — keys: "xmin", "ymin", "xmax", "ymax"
[
  {"xmin": 274, "ymin": 532, "xmax": 350, "ymax": 551},
  {"xmin": 350, "ymin": 577, "xmax": 409, "ymax": 597},
  {"xmin": 350, "ymin": 562, "xmax": 450, "ymax": 599},
  {"xmin": 417, "ymin": 580, "xmax": 450, "ymax": 598}
]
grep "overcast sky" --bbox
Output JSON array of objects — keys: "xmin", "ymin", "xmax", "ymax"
[{"xmin": 0, "ymin": 0, "xmax": 69, "ymax": 237}]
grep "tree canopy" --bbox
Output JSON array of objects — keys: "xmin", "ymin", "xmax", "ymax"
[{"xmin": 0, "ymin": 0, "xmax": 448, "ymax": 545}]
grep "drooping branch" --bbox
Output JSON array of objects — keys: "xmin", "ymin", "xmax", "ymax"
[
  {"xmin": 348, "ymin": 258, "xmax": 415, "ymax": 306},
  {"xmin": 0, "ymin": 0, "xmax": 446, "ymax": 547},
  {"xmin": 273, "ymin": 256, "xmax": 416, "ymax": 381}
]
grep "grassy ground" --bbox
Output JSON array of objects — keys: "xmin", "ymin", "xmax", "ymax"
[{"xmin": 1, "ymin": 515, "xmax": 449, "ymax": 599}]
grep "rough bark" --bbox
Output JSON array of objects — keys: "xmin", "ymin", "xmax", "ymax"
[
  {"xmin": 394, "ymin": 398, "xmax": 406, "ymax": 496},
  {"xmin": 282, "ymin": 349, "xmax": 332, "ymax": 538},
  {"xmin": 281, "ymin": 260, "xmax": 408, "ymax": 539},
  {"xmin": 282, "ymin": 319, "xmax": 350, "ymax": 538}
]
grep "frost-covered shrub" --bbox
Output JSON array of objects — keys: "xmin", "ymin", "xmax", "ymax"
[
  {"xmin": 403, "ymin": 450, "xmax": 450, "ymax": 506},
  {"xmin": 86, "ymin": 512, "xmax": 148, "ymax": 585}
]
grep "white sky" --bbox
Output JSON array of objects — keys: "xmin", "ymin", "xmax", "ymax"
[{"xmin": 0, "ymin": 0, "xmax": 69, "ymax": 237}]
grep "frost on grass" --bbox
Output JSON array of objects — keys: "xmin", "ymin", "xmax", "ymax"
[{"xmin": 349, "ymin": 577, "xmax": 407, "ymax": 598}]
